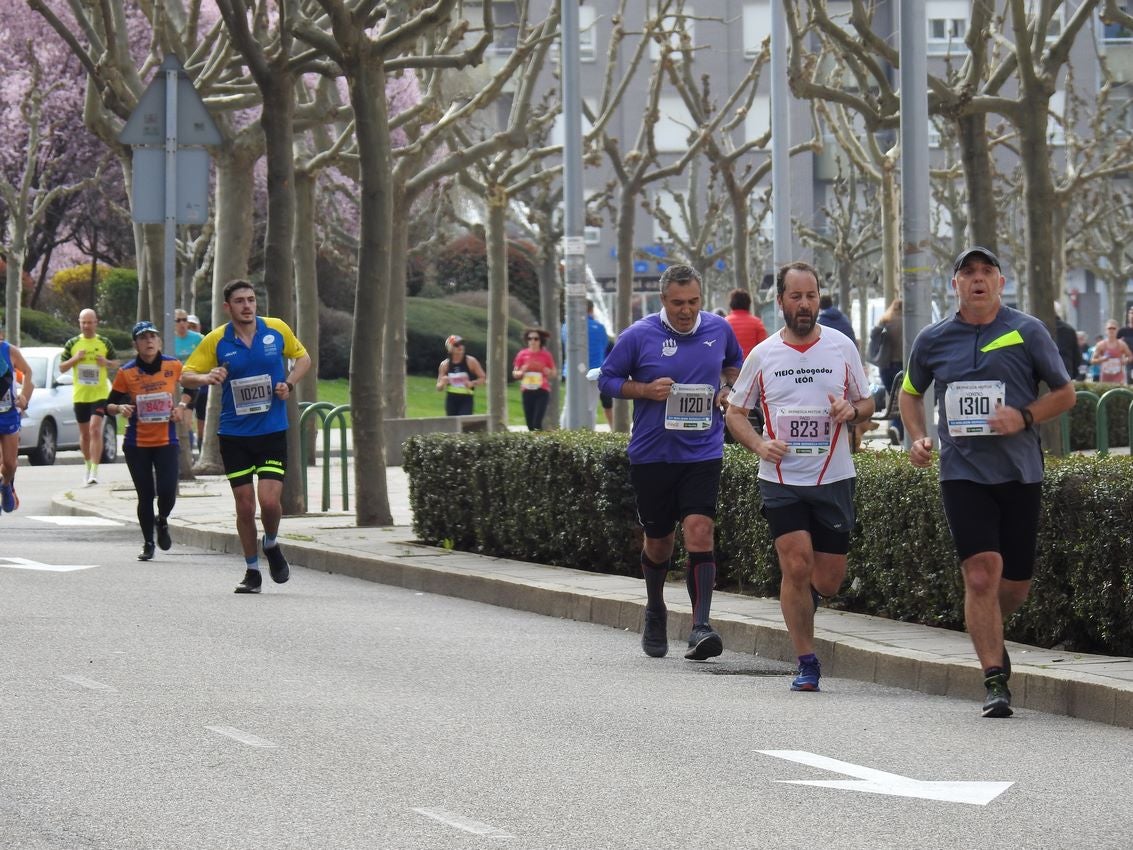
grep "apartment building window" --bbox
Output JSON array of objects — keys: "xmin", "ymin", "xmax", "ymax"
[
  {"xmin": 926, "ymin": 1, "xmax": 969, "ymax": 56},
  {"xmin": 656, "ymin": 96, "xmax": 695, "ymax": 152},
  {"xmin": 1104, "ymin": 2, "xmax": 1133, "ymax": 42},
  {"xmin": 744, "ymin": 94, "xmax": 771, "ymax": 142},
  {"xmin": 578, "ymin": 5, "xmax": 597, "ymax": 61},
  {"xmin": 649, "ymin": 2, "xmax": 695, "ymax": 60},
  {"xmin": 743, "ymin": 1, "xmax": 771, "ymax": 58}
]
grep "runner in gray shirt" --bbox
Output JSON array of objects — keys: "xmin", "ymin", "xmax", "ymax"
[{"xmin": 899, "ymin": 247, "xmax": 1075, "ymax": 719}]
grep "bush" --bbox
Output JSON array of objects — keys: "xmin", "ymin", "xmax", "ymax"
[
  {"xmin": 318, "ymin": 305, "xmax": 353, "ymax": 379},
  {"xmin": 1067, "ymin": 381, "xmax": 1133, "ymax": 450},
  {"xmin": 0, "ymin": 307, "xmax": 74, "ymax": 344},
  {"xmin": 51, "ymin": 263, "xmax": 112, "ymax": 320},
  {"xmin": 433, "ymin": 233, "xmax": 542, "ymax": 317},
  {"xmin": 404, "ymin": 433, "xmax": 1133, "ymax": 656},
  {"xmin": 97, "ymin": 268, "xmax": 139, "ymax": 329}
]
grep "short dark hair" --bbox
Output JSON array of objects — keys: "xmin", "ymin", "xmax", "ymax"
[
  {"xmin": 728, "ymin": 288, "xmax": 752, "ymax": 311},
  {"xmin": 659, "ymin": 263, "xmax": 701, "ymax": 295},
  {"xmin": 819, "ymin": 294, "xmax": 834, "ymax": 309},
  {"xmin": 775, "ymin": 261, "xmax": 820, "ymax": 297},
  {"xmin": 223, "ymin": 279, "xmax": 256, "ymax": 302}
]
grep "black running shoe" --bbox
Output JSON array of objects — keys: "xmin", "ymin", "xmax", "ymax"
[
  {"xmin": 137, "ymin": 541, "xmax": 155, "ymax": 562},
  {"xmin": 156, "ymin": 518, "xmax": 172, "ymax": 551},
  {"xmin": 235, "ymin": 569, "xmax": 263, "ymax": 594},
  {"xmin": 642, "ymin": 609, "xmax": 668, "ymax": 658},
  {"xmin": 263, "ymin": 538, "xmax": 289, "ymax": 584},
  {"xmin": 982, "ymin": 673, "xmax": 1013, "ymax": 718},
  {"xmin": 684, "ymin": 624, "xmax": 723, "ymax": 660}
]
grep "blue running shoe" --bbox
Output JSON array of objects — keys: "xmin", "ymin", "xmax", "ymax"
[
  {"xmin": 0, "ymin": 482, "xmax": 15, "ymax": 513},
  {"xmin": 791, "ymin": 657, "xmax": 821, "ymax": 691}
]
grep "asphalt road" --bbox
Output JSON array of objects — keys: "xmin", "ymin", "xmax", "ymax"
[{"xmin": 3, "ymin": 461, "xmax": 1133, "ymax": 849}]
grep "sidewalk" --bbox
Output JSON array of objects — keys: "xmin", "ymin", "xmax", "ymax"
[{"xmin": 52, "ymin": 464, "xmax": 1133, "ymax": 728}]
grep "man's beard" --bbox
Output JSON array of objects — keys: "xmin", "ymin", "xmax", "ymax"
[{"xmin": 784, "ymin": 307, "xmax": 815, "ymax": 336}]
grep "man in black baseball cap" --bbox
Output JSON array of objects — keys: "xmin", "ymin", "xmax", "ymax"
[{"xmin": 953, "ymin": 246, "xmax": 1001, "ymax": 274}]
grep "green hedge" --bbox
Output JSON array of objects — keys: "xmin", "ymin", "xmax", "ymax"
[
  {"xmin": 404, "ymin": 432, "xmax": 1133, "ymax": 655},
  {"xmin": 1068, "ymin": 381, "xmax": 1133, "ymax": 450}
]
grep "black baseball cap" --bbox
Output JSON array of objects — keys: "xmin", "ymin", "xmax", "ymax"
[{"xmin": 953, "ymin": 247, "xmax": 1001, "ymax": 274}]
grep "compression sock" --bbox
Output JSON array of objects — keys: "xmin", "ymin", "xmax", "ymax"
[
  {"xmin": 640, "ymin": 553, "xmax": 670, "ymax": 612},
  {"xmin": 245, "ymin": 555, "xmax": 260, "ymax": 571},
  {"xmin": 687, "ymin": 551, "xmax": 716, "ymax": 626},
  {"xmin": 263, "ymin": 533, "xmax": 278, "ymax": 549}
]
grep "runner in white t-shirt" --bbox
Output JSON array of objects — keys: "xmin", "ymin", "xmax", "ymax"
[{"xmin": 725, "ymin": 261, "xmax": 873, "ymax": 693}]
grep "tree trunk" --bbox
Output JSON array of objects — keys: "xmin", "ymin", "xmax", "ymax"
[
  {"xmin": 194, "ymin": 144, "xmax": 258, "ymax": 475},
  {"xmin": 347, "ymin": 60, "xmax": 393, "ymax": 527},
  {"xmin": 612, "ymin": 187, "xmax": 637, "ymax": 433},
  {"xmin": 294, "ymin": 170, "xmax": 320, "ymax": 465},
  {"xmin": 5, "ymin": 220, "xmax": 26, "ymax": 345},
  {"xmin": 538, "ymin": 242, "xmax": 561, "ymax": 428},
  {"xmin": 382, "ymin": 183, "xmax": 410, "ymax": 419},
  {"xmin": 880, "ymin": 157, "xmax": 900, "ymax": 307},
  {"xmin": 958, "ymin": 114, "xmax": 999, "ymax": 250},
  {"xmin": 1019, "ymin": 120, "xmax": 1055, "ymax": 327},
  {"xmin": 485, "ymin": 183, "xmax": 510, "ymax": 432}
]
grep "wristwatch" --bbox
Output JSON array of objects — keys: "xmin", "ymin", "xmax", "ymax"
[
  {"xmin": 1020, "ymin": 408, "xmax": 1034, "ymax": 429},
  {"xmin": 285, "ymin": 381, "xmax": 295, "ymax": 392}
]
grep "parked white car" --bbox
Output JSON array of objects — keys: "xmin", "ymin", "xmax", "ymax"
[{"xmin": 17, "ymin": 346, "xmax": 117, "ymax": 466}]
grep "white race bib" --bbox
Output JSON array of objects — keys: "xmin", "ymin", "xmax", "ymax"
[
  {"xmin": 136, "ymin": 391, "xmax": 173, "ymax": 423},
  {"xmin": 230, "ymin": 373, "xmax": 274, "ymax": 416},
  {"xmin": 77, "ymin": 363, "xmax": 100, "ymax": 386},
  {"xmin": 1102, "ymin": 357, "xmax": 1123, "ymax": 377},
  {"xmin": 664, "ymin": 383, "xmax": 715, "ymax": 430},
  {"xmin": 945, "ymin": 380, "xmax": 1005, "ymax": 436},
  {"xmin": 775, "ymin": 406, "xmax": 833, "ymax": 455}
]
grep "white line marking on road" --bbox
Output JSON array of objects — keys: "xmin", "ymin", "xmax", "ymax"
[
  {"xmin": 0, "ymin": 557, "xmax": 98, "ymax": 572},
  {"xmin": 60, "ymin": 674, "xmax": 117, "ymax": 692},
  {"xmin": 412, "ymin": 807, "xmax": 513, "ymax": 837},
  {"xmin": 759, "ymin": 750, "xmax": 1013, "ymax": 806},
  {"xmin": 30, "ymin": 516, "xmax": 122, "ymax": 526},
  {"xmin": 205, "ymin": 726, "xmax": 278, "ymax": 748}
]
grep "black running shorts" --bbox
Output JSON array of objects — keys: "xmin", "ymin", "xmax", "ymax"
[
  {"xmin": 758, "ymin": 478, "xmax": 856, "ymax": 555},
  {"xmin": 940, "ymin": 479, "xmax": 1042, "ymax": 581},
  {"xmin": 219, "ymin": 430, "xmax": 288, "ymax": 488},
  {"xmin": 629, "ymin": 459, "xmax": 723, "ymax": 539}
]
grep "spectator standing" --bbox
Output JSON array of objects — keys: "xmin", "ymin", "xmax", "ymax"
[
  {"xmin": 724, "ymin": 288, "xmax": 768, "ymax": 358},
  {"xmin": 1076, "ymin": 331, "xmax": 1089, "ymax": 381},
  {"xmin": 1052, "ymin": 303, "xmax": 1081, "ymax": 383},
  {"xmin": 868, "ymin": 297, "xmax": 905, "ymax": 442},
  {"xmin": 1116, "ymin": 307, "xmax": 1133, "ymax": 382},
  {"xmin": 437, "ymin": 335, "xmax": 485, "ymax": 416},
  {"xmin": 560, "ymin": 300, "xmax": 609, "ymax": 429},
  {"xmin": 725, "ymin": 261, "xmax": 874, "ymax": 692},
  {"xmin": 186, "ymin": 314, "xmax": 209, "ymax": 446},
  {"xmin": 817, "ymin": 294, "xmax": 856, "ymax": 344},
  {"xmin": 512, "ymin": 327, "xmax": 555, "ymax": 431},
  {"xmin": 1090, "ymin": 320, "xmax": 1131, "ymax": 385},
  {"xmin": 173, "ymin": 309, "xmax": 205, "ymax": 453},
  {"xmin": 598, "ymin": 264, "xmax": 743, "ymax": 661},
  {"xmin": 899, "ymin": 247, "xmax": 1075, "ymax": 718}
]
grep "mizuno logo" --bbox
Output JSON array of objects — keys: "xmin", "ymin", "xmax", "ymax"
[{"xmin": 704, "ymin": 339, "xmax": 717, "ymax": 347}]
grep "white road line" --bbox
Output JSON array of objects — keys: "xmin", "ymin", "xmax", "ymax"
[
  {"xmin": 60, "ymin": 674, "xmax": 117, "ymax": 692},
  {"xmin": 30, "ymin": 516, "xmax": 122, "ymax": 526},
  {"xmin": 0, "ymin": 558, "xmax": 98, "ymax": 572},
  {"xmin": 205, "ymin": 726, "xmax": 278, "ymax": 748},
  {"xmin": 412, "ymin": 807, "xmax": 513, "ymax": 838}
]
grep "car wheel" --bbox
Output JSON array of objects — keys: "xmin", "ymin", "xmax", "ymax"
[
  {"xmin": 100, "ymin": 417, "xmax": 118, "ymax": 464},
  {"xmin": 29, "ymin": 420, "xmax": 57, "ymax": 466}
]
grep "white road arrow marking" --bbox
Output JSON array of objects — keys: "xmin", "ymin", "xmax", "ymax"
[
  {"xmin": 205, "ymin": 726, "xmax": 277, "ymax": 748},
  {"xmin": 0, "ymin": 557, "xmax": 98, "ymax": 572},
  {"xmin": 413, "ymin": 807, "xmax": 513, "ymax": 837},
  {"xmin": 759, "ymin": 750, "xmax": 1013, "ymax": 806}
]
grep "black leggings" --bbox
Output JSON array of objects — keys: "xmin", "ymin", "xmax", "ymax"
[
  {"xmin": 521, "ymin": 389, "xmax": 550, "ymax": 430},
  {"xmin": 124, "ymin": 444, "xmax": 179, "ymax": 544}
]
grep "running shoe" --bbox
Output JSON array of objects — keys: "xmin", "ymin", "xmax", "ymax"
[
  {"xmin": 263, "ymin": 539, "xmax": 289, "ymax": 584},
  {"xmin": 982, "ymin": 673, "xmax": 1013, "ymax": 718},
  {"xmin": 156, "ymin": 517, "xmax": 172, "ymax": 551},
  {"xmin": 0, "ymin": 482, "xmax": 14, "ymax": 513},
  {"xmin": 235, "ymin": 569, "xmax": 263, "ymax": 594},
  {"xmin": 791, "ymin": 657, "xmax": 822, "ymax": 691},
  {"xmin": 642, "ymin": 609, "xmax": 668, "ymax": 658},
  {"xmin": 137, "ymin": 542, "xmax": 156, "ymax": 562},
  {"xmin": 684, "ymin": 624, "xmax": 723, "ymax": 661}
]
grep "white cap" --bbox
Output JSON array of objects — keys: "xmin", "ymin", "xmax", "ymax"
[{"xmin": 186, "ymin": 314, "xmax": 200, "ymax": 325}]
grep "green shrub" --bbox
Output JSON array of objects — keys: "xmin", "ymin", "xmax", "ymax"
[
  {"xmin": 430, "ymin": 233, "xmax": 542, "ymax": 317},
  {"xmin": 97, "ymin": 268, "xmax": 139, "ymax": 329},
  {"xmin": 404, "ymin": 433, "xmax": 1133, "ymax": 656},
  {"xmin": 1068, "ymin": 382, "xmax": 1133, "ymax": 450},
  {"xmin": 406, "ymin": 297, "xmax": 528, "ymax": 375},
  {"xmin": 1, "ymin": 307, "xmax": 74, "ymax": 344}
]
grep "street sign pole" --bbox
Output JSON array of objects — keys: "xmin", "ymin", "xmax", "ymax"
[{"xmin": 163, "ymin": 61, "xmax": 179, "ymax": 350}]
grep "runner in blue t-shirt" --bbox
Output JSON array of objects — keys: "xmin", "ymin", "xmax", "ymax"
[
  {"xmin": 899, "ymin": 247, "xmax": 1075, "ymax": 719},
  {"xmin": 0, "ymin": 339, "xmax": 35, "ymax": 514},
  {"xmin": 183, "ymin": 279, "xmax": 312, "ymax": 595},
  {"xmin": 599, "ymin": 264, "xmax": 743, "ymax": 661}
]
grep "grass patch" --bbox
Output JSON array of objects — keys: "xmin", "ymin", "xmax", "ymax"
[{"xmin": 315, "ymin": 374, "xmax": 530, "ymax": 426}]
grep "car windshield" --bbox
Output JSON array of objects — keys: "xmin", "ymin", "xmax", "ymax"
[{"xmin": 23, "ymin": 356, "xmax": 49, "ymax": 389}]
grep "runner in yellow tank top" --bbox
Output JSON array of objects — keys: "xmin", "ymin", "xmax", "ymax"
[{"xmin": 60, "ymin": 308, "xmax": 119, "ymax": 485}]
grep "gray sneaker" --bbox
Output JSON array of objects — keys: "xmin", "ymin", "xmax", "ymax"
[
  {"xmin": 684, "ymin": 624, "xmax": 723, "ymax": 661},
  {"xmin": 642, "ymin": 609, "xmax": 668, "ymax": 658}
]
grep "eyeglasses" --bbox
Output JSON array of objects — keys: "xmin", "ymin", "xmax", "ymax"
[
  {"xmin": 175, "ymin": 318, "xmax": 188, "ymax": 323},
  {"xmin": 526, "ymin": 336, "xmax": 540, "ymax": 341},
  {"xmin": 1108, "ymin": 326, "xmax": 1118, "ymax": 330}
]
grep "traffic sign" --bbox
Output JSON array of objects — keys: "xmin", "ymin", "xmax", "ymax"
[{"xmin": 118, "ymin": 56, "xmax": 221, "ymax": 147}]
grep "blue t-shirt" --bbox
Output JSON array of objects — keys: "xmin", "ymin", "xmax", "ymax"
[
  {"xmin": 903, "ymin": 305, "xmax": 1071, "ymax": 484},
  {"xmin": 174, "ymin": 329, "xmax": 204, "ymax": 363},
  {"xmin": 599, "ymin": 311, "xmax": 743, "ymax": 464},
  {"xmin": 183, "ymin": 317, "xmax": 307, "ymax": 438},
  {"xmin": 561, "ymin": 315, "xmax": 610, "ymax": 373}
]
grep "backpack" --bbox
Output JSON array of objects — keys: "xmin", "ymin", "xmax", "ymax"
[{"xmin": 867, "ymin": 323, "xmax": 888, "ymax": 366}]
